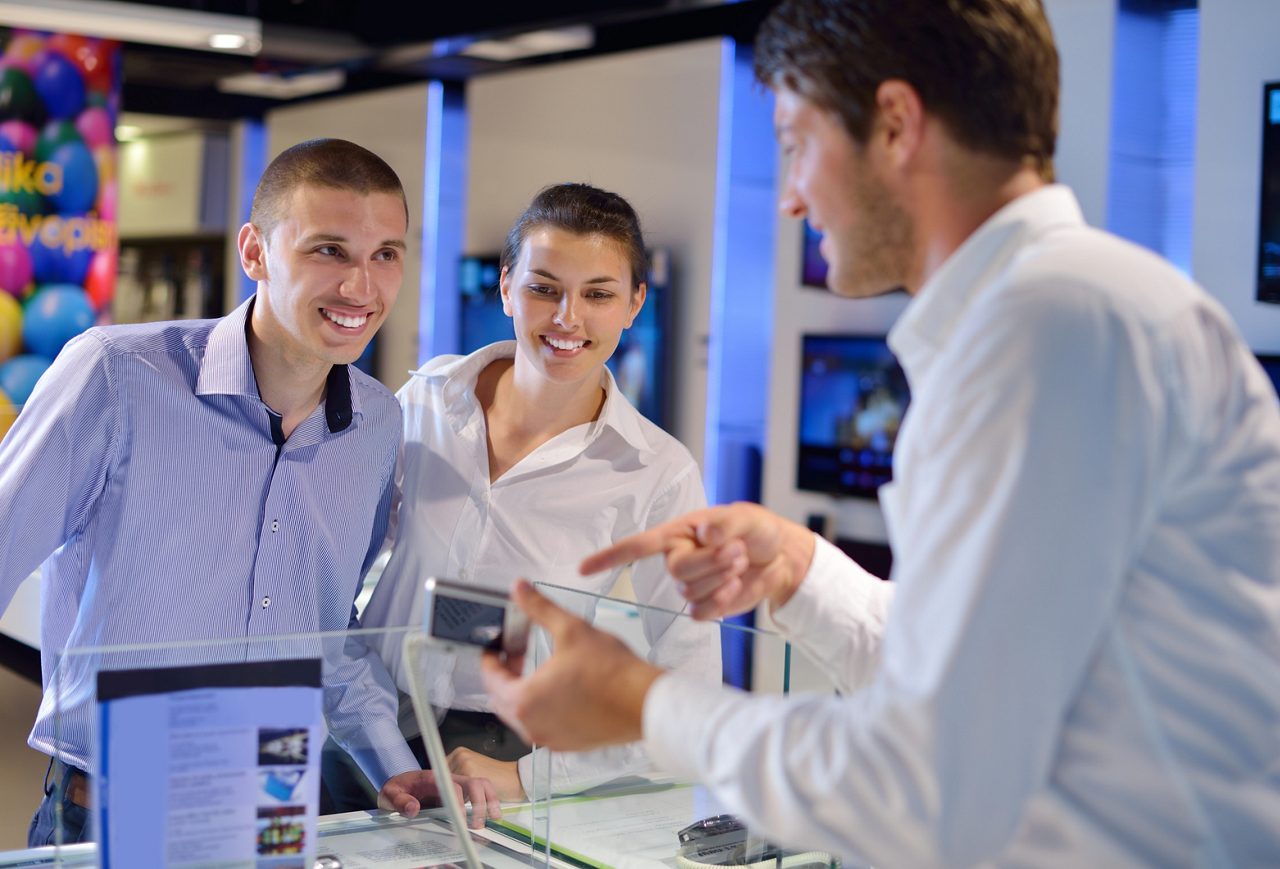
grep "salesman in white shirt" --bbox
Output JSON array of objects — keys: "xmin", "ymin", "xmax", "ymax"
[{"xmin": 481, "ymin": 0, "xmax": 1280, "ymax": 865}]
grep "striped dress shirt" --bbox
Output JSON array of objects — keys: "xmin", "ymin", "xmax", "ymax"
[{"xmin": 0, "ymin": 297, "xmax": 418, "ymax": 786}]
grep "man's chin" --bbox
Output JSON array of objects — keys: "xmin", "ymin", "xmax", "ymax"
[{"xmin": 827, "ymin": 272, "xmax": 903, "ymax": 300}]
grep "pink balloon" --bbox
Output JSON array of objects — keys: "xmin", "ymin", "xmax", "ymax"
[
  {"xmin": 75, "ymin": 106, "xmax": 113, "ymax": 149},
  {"xmin": 0, "ymin": 120, "xmax": 37, "ymax": 156},
  {"xmin": 3, "ymin": 33, "xmax": 46, "ymax": 75},
  {"xmin": 0, "ymin": 243, "xmax": 33, "ymax": 298},
  {"xmin": 97, "ymin": 178, "xmax": 117, "ymax": 221}
]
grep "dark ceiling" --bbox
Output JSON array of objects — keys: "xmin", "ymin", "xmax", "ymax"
[{"xmin": 117, "ymin": 0, "xmax": 775, "ymax": 119}]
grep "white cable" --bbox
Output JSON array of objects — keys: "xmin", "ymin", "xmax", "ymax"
[{"xmin": 402, "ymin": 632, "xmax": 485, "ymax": 869}]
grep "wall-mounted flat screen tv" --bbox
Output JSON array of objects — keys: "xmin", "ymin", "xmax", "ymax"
[
  {"xmin": 800, "ymin": 219, "xmax": 828, "ymax": 289},
  {"xmin": 458, "ymin": 249, "xmax": 672, "ymax": 430},
  {"xmin": 1257, "ymin": 353, "xmax": 1280, "ymax": 399},
  {"xmin": 796, "ymin": 334, "xmax": 910, "ymax": 499},
  {"xmin": 1257, "ymin": 82, "xmax": 1280, "ymax": 304}
]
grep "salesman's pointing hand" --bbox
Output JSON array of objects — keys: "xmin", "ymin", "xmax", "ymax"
[{"xmin": 579, "ymin": 502, "xmax": 817, "ymax": 620}]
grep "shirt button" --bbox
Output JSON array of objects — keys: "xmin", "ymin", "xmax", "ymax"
[
  {"xmin": 458, "ymin": 569, "xmax": 469, "ymax": 581},
  {"xmin": 261, "ymin": 596, "xmax": 271, "ymax": 608},
  {"xmin": 270, "ymin": 520, "xmax": 279, "ymax": 533}
]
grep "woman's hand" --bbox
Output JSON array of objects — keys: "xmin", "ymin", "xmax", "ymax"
[{"xmin": 446, "ymin": 748, "xmax": 527, "ymax": 802}]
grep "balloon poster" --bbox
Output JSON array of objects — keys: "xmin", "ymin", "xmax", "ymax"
[{"xmin": 0, "ymin": 29, "xmax": 119, "ymax": 439}]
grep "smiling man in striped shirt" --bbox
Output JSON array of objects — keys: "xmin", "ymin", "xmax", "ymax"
[{"xmin": 0, "ymin": 138, "xmax": 497, "ymax": 846}]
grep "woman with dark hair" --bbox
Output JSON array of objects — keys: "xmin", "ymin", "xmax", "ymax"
[{"xmin": 349, "ymin": 183, "xmax": 720, "ymax": 806}]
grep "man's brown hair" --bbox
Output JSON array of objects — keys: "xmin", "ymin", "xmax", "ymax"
[
  {"xmin": 249, "ymin": 138, "xmax": 409, "ymax": 235},
  {"xmin": 755, "ymin": 0, "xmax": 1060, "ymax": 181}
]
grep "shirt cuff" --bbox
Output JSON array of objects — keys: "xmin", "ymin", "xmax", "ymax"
[
  {"xmin": 770, "ymin": 533, "xmax": 877, "ymax": 635},
  {"xmin": 642, "ymin": 671, "xmax": 727, "ymax": 782},
  {"xmin": 342, "ymin": 718, "xmax": 421, "ymax": 789}
]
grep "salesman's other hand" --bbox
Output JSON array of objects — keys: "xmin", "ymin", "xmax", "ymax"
[
  {"xmin": 579, "ymin": 502, "xmax": 816, "ymax": 620},
  {"xmin": 481, "ymin": 580, "xmax": 664, "ymax": 751},
  {"xmin": 377, "ymin": 769, "xmax": 500, "ymax": 827}
]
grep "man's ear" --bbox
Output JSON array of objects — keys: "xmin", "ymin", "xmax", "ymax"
[
  {"xmin": 238, "ymin": 223, "xmax": 268, "ymax": 281},
  {"xmin": 873, "ymin": 79, "xmax": 925, "ymax": 170}
]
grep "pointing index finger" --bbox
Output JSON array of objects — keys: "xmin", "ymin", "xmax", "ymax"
[{"xmin": 579, "ymin": 509, "xmax": 711, "ymax": 575}]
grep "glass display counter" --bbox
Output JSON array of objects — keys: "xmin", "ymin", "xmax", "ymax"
[{"xmin": 9, "ymin": 582, "xmax": 842, "ymax": 868}]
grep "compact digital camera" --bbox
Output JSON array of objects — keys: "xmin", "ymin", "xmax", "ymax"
[{"xmin": 421, "ymin": 577, "xmax": 529, "ymax": 657}]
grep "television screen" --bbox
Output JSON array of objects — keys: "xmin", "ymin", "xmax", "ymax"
[
  {"xmin": 458, "ymin": 249, "xmax": 672, "ymax": 430},
  {"xmin": 796, "ymin": 334, "xmax": 910, "ymax": 499},
  {"xmin": 1258, "ymin": 354, "xmax": 1280, "ymax": 398},
  {"xmin": 1257, "ymin": 83, "xmax": 1280, "ymax": 304},
  {"xmin": 800, "ymin": 219, "xmax": 828, "ymax": 289}
]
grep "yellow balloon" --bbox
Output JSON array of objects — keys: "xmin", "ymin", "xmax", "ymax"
[
  {"xmin": 0, "ymin": 388, "xmax": 15, "ymax": 442},
  {"xmin": 0, "ymin": 292, "xmax": 22, "ymax": 363},
  {"xmin": 93, "ymin": 145, "xmax": 117, "ymax": 187}
]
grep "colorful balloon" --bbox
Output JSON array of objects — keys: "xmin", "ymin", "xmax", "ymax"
[
  {"xmin": 0, "ymin": 183, "xmax": 46, "ymax": 216},
  {"xmin": 32, "ymin": 52, "xmax": 87, "ymax": 121},
  {"xmin": 92, "ymin": 143, "xmax": 116, "ymax": 187},
  {"xmin": 75, "ymin": 106, "xmax": 113, "ymax": 149},
  {"xmin": 29, "ymin": 237, "xmax": 93, "ymax": 285},
  {"xmin": 96, "ymin": 177, "xmax": 117, "ymax": 221},
  {"xmin": 22, "ymin": 284, "xmax": 94, "ymax": 358},
  {"xmin": 35, "ymin": 119, "xmax": 82, "ymax": 162},
  {"xmin": 0, "ymin": 291, "xmax": 21, "ymax": 361},
  {"xmin": 47, "ymin": 141, "xmax": 98, "ymax": 214},
  {"xmin": 0, "ymin": 354, "xmax": 51, "ymax": 406},
  {"xmin": 48, "ymin": 34, "xmax": 114, "ymax": 95},
  {"xmin": 2, "ymin": 33, "xmax": 46, "ymax": 75},
  {"xmin": 85, "ymin": 248, "xmax": 116, "ymax": 311},
  {"xmin": 0, "ymin": 386, "xmax": 16, "ymax": 440},
  {"xmin": 0, "ymin": 242, "xmax": 33, "ymax": 298},
  {"xmin": 0, "ymin": 120, "xmax": 37, "ymax": 156},
  {"xmin": 0, "ymin": 66, "xmax": 44, "ymax": 126}
]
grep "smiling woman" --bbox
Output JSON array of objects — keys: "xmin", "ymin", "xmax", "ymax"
[{"xmin": 333, "ymin": 183, "xmax": 722, "ymax": 810}]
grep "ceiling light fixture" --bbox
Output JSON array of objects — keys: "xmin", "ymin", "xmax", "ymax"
[
  {"xmin": 208, "ymin": 33, "xmax": 249, "ymax": 51},
  {"xmin": 0, "ymin": 0, "xmax": 261, "ymax": 55},
  {"xmin": 460, "ymin": 26, "xmax": 594, "ymax": 63},
  {"xmin": 217, "ymin": 69, "xmax": 347, "ymax": 100}
]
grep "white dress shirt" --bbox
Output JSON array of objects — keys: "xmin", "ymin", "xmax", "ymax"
[
  {"xmin": 362, "ymin": 341, "xmax": 721, "ymax": 797},
  {"xmin": 644, "ymin": 186, "xmax": 1280, "ymax": 866}
]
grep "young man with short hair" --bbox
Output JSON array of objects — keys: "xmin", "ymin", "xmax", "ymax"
[{"xmin": 0, "ymin": 138, "xmax": 497, "ymax": 846}]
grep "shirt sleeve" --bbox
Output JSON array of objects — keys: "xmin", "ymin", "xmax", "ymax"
[
  {"xmin": 643, "ymin": 286, "xmax": 1161, "ymax": 866},
  {"xmin": 769, "ymin": 535, "xmax": 895, "ymax": 695},
  {"xmin": 518, "ymin": 458, "xmax": 722, "ymax": 799},
  {"xmin": 0, "ymin": 331, "xmax": 119, "ymax": 612},
  {"xmin": 323, "ymin": 411, "xmax": 421, "ymax": 785}
]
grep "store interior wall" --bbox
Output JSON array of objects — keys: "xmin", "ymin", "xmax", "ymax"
[{"xmin": 1194, "ymin": 0, "xmax": 1280, "ymax": 353}]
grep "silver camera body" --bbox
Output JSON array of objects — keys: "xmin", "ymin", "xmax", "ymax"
[{"xmin": 421, "ymin": 576, "xmax": 529, "ymax": 656}]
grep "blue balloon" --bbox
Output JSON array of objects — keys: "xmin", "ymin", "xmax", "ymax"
[
  {"xmin": 29, "ymin": 236, "xmax": 93, "ymax": 284},
  {"xmin": 0, "ymin": 354, "xmax": 52, "ymax": 406},
  {"xmin": 47, "ymin": 141, "xmax": 98, "ymax": 215},
  {"xmin": 32, "ymin": 53, "xmax": 87, "ymax": 121},
  {"xmin": 22, "ymin": 284, "xmax": 94, "ymax": 359}
]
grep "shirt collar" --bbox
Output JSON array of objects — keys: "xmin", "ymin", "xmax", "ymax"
[
  {"xmin": 888, "ymin": 184, "xmax": 1085, "ymax": 382},
  {"xmin": 423, "ymin": 340, "xmax": 655, "ymax": 455},
  {"xmin": 195, "ymin": 294, "xmax": 359, "ymax": 433}
]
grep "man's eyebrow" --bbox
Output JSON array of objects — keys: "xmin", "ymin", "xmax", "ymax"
[
  {"xmin": 300, "ymin": 233, "xmax": 406, "ymax": 250},
  {"xmin": 529, "ymin": 268, "xmax": 619, "ymax": 284}
]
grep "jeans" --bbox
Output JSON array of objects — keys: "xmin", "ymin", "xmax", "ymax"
[{"xmin": 27, "ymin": 760, "xmax": 91, "ymax": 847}]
